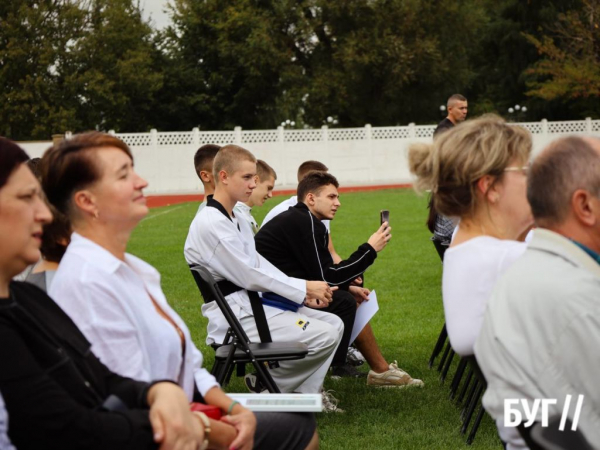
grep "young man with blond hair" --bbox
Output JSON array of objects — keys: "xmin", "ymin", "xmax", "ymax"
[
  {"xmin": 234, "ymin": 159, "xmax": 277, "ymax": 235},
  {"xmin": 184, "ymin": 145, "xmax": 345, "ymax": 409}
]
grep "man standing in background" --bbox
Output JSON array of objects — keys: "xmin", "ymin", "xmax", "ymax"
[{"xmin": 434, "ymin": 94, "xmax": 468, "ymax": 137}]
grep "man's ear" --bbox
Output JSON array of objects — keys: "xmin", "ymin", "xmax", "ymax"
[
  {"xmin": 218, "ymin": 169, "xmax": 228, "ymax": 185},
  {"xmin": 572, "ymin": 189, "xmax": 598, "ymax": 227},
  {"xmin": 199, "ymin": 170, "xmax": 211, "ymax": 184},
  {"xmin": 72, "ymin": 189, "xmax": 97, "ymax": 218},
  {"xmin": 305, "ymin": 192, "xmax": 315, "ymax": 206}
]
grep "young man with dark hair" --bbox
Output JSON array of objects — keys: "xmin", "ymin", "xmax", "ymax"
[
  {"xmin": 262, "ymin": 160, "xmax": 343, "ymax": 261},
  {"xmin": 234, "ymin": 159, "xmax": 277, "ymax": 235},
  {"xmin": 193, "ymin": 144, "xmax": 221, "ymax": 212},
  {"xmin": 262, "ymin": 161, "xmax": 328, "ymax": 226},
  {"xmin": 256, "ymin": 172, "xmax": 424, "ymax": 387},
  {"xmin": 184, "ymin": 145, "xmax": 346, "ymax": 410}
]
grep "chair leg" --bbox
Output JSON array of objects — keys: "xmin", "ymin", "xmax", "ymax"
[
  {"xmin": 457, "ymin": 368, "xmax": 474, "ymax": 405},
  {"xmin": 437, "ymin": 342, "xmax": 452, "ymax": 372},
  {"xmin": 210, "ymin": 359, "xmax": 221, "ymax": 377},
  {"xmin": 461, "ymin": 383, "xmax": 483, "ymax": 434},
  {"xmin": 252, "ymin": 359, "xmax": 281, "ymax": 393},
  {"xmin": 461, "ymin": 378, "xmax": 479, "ymax": 421},
  {"xmin": 236, "ymin": 362, "xmax": 246, "ymax": 378},
  {"xmin": 466, "ymin": 400, "xmax": 486, "ymax": 445},
  {"xmin": 429, "ymin": 324, "xmax": 448, "ymax": 368},
  {"xmin": 449, "ymin": 358, "xmax": 468, "ymax": 400},
  {"xmin": 440, "ymin": 348, "xmax": 455, "ymax": 383}
]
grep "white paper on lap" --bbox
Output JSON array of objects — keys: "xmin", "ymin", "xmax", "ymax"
[{"xmin": 350, "ymin": 290, "xmax": 379, "ymax": 344}]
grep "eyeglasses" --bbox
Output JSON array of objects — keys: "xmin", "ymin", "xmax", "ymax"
[{"xmin": 503, "ymin": 166, "xmax": 529, "ymax": 175}]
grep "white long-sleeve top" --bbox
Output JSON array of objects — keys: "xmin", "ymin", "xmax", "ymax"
[
  {"xmin": 442, "ymin": 235, "xmax": 526, "ymax": 356},
  {"xmin": 233, "ymin": 202, "xmax": 258, "ymax": 235},
  {"xmin": 50, "ymin": 233, "xmax": 219, "ymax": 401},
  {"xmin": 184, "ymin": 197, "xmax": 306, "ymax": 345}
]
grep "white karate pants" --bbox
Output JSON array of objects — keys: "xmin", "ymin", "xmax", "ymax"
[{"xmin": 240, "ymin": 306, "xmax": 343, "ymax": 393}]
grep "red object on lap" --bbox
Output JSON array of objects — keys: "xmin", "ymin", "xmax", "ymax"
[{"xmin": 190, "ymin": 402, "xmax": 222, "ymax": 420}]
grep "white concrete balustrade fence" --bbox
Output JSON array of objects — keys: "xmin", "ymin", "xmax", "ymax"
[{"xmin": 19, "ymin": 119, "xmax": 600, "ymax": 195}]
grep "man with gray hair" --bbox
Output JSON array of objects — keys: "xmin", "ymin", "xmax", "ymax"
[
  {"xmin": 474, "ymin": 136, "xmax": 600, "ymax": 449},
  {"xmin": 433, "ymin": 94, "xmax": 468, "ymax": 137}
]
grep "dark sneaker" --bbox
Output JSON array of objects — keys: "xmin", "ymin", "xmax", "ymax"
[
  {"xmin": 330, "ymin": 363, "xmax": 367, "ymax": 379},
  {"xmin": 244, "ymin": 372, "xmax": 267, "ymax": 393},
  {"xmin": 347, "ymin": 346, "xmax": 366, "ymax": 366}
]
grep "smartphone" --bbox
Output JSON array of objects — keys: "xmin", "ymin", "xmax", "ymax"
[{"xmin": 380, "ymin": 209, "xmax": 390, "ymax": 227}]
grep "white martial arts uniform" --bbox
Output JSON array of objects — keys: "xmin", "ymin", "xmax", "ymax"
[
  {"xmin": 184, "ymin": 197, "xmax": 342, "ymax": 393},
  {"xmin": 262, "ymin": 195, "xmax": 330, "ymax": 232},
  {"xmin": 233, "ymin": 201, "xmax": 258, "ymax": 235}
]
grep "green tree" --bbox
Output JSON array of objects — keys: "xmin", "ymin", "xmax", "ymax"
[
  {"xmin": 0, "ymin": 0, "xmax": 163, "ymax": 140},
  {"xmin": 468, "ymin": 0, "xmax": 582, "ymax": 121},
  {"xmin": 0, "ymin": 0, "xmax": 87, "ymax": 140},
  {"xmin": 71, "ymin": 0, "xmax": 164, "ymax": 132},
  {"xmin": 294, "ymin": 0, "xmax": 486, "ymax": 127},
  {"xmin": 524, "ymin": 0, "xmax": 600, "ymax": 118},
  {"xmin": 165, "ymin": 0, "xmax": 486, "ymax": 129},
  {"xmin": 161, "ymin": 0, "xmax": 304, "ymax": 130}
]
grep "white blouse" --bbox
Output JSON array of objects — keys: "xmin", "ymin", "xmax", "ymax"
[
  {"xmin": 442, "ymin": 236, "xmax": 527, "ymax": 356},
  {"xmin": 50, "ymin": 233, "xmax": 219, "ymax": 400}
]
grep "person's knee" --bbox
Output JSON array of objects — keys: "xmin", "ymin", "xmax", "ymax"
[
  {"xmin": 334, "ymin": 290, "xmax": 356, "ymax": 309},
  {"xmin": 324, "ymin": 316, "xmax": 343, "ymax": 347}
]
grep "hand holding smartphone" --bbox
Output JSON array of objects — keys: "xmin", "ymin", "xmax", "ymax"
[
  {"xmin": 368, "ymin": 210, "xmax": 392, "ymax": 252},
  {"xmin": 380, "ymin": 209, "xmax": 390, "ymax": 228}
]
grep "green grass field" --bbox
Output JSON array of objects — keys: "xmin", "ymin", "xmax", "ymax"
[{"xmin": 128, "ymin": 188, "xmax": 501, "ymax": 450}]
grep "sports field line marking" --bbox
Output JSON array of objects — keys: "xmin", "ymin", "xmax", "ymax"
[{"xmin": 142, "ymin": 205, "xmax": 184, "ymax": 222}]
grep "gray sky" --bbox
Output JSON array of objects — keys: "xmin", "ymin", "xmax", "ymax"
[{"xmin": 140, "ymin": 0, "xmax": 172, "ymax": 29}]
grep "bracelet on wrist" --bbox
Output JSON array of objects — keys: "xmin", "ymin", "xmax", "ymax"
[
  {"xmin": 192, "ymin": 411, "xmax": 211, "ymax": 450},
  {"xmin": 227, "ymin": 400, "xmax": 240, "ymax": 415}
]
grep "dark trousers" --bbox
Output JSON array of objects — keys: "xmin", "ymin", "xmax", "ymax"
[{"xmin": 312, "ymin": 289, "xmax": 356, "ymax": 367}]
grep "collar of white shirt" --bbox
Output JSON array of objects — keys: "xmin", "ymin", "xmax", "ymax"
[{"xmin": 68, "ymin": 232, "xmax": 159, "ymax": 281}]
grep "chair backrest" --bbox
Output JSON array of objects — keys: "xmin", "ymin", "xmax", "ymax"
[{"xmin": 189, "ymin": 265, "xmax": 252, "ymax": 344}]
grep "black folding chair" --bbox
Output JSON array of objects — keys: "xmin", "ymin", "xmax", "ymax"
[
  {"xmin": 429, "ymin": 323, "xmax": 448, "ymax": 369},
  {"xmin": 189, "ymin": 265, "xmax": 309, "ymax": 393},
  {"xmin": 529, "ymin": 416, "xmax": 592, "ymax": 450},
  {"xmin": 460, "ymin": 356, "xmax": 488, "ymax": 445}
]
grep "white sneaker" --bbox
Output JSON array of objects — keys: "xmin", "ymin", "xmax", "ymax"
[
  {"xmin": 321, "ymin": 389, "xmax": 345, "ymax": 413},
  {"xmin": 367, "ymin": 361, "xmax": 424, "ymax": 388}
]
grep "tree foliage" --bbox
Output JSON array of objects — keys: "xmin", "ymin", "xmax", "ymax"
[
  {"xmin": 1, "ymin": 0, "xmax": 598, "ymax": 140},
  {"xmin": 0, "ymin": 0, "xmax": 161, "ymax": 140},
  {"xmin": 524, "ymin": 0, "xmax": 600, "ymax": 106},
  {"xmin": 164, "ymin": 0, "xmax": 486, "ymax": 129}
]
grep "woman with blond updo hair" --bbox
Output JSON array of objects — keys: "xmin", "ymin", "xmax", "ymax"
[
  {"xmin": 410, "ymin": 115, "xmax": 532, "ymax": 449},
  {"xmin": 409, "ymin": 114, "xmax": 533, "ymax": 356}
]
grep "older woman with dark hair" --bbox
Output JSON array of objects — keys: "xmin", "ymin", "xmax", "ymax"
[
  {"xmin": 0, "ymin": 137, "xmax": 209, "ymax": 450},
  {"xmin": 46, "ymin": 132, "xmax": 318, "ymax": 450}
]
